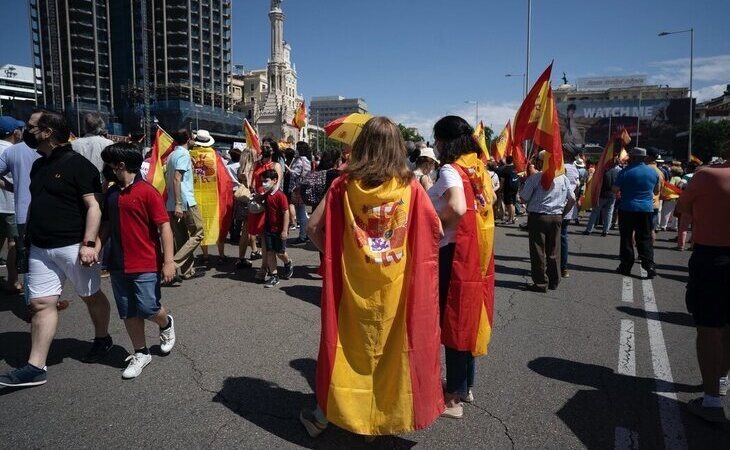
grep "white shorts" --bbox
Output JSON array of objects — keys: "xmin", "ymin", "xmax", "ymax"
[{"xmin": 27, "ymin": 244, "xmax": 101, "ymax": 301}]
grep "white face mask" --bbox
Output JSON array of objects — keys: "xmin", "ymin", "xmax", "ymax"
[{"xmin": 262, "ymin": 181, "xmax": 274, "ymax": 191}]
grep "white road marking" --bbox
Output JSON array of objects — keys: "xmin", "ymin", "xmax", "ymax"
[
  {"xmin": 640, "ymin": 268, "xmax": 688, "ymax": 450},
  {"xmin": 622, "ymin": 277, "xmax": 633, "ymax": 303},
  {"xmin": 614, "ymin": 426, "xmax": 639, "ymax": 450},
  {"xmin": 618, "ymin": 319, "xmax": 636, "ymax": 376}
]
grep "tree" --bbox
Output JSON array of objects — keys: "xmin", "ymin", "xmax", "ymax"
[
  {"xmin": 307, "ymin": 128, "xmax": 343, "ymax": 157},
  {"xmin": 692, "ymin": 119, "xmax": 730, "ymax": 162},
  {"xmin": 397, "ymin": 123, "xmax": 424, "ymax": 143}
]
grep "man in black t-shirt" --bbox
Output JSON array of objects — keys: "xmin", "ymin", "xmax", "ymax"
[
  {"xmin": 498, "ymin": 156, "xmax": 520, "ymax": 224},
  {"xmin": 0, "ymin": 110, "xmax": 113, "ymax": 388}
]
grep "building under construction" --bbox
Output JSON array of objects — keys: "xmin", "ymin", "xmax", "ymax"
[{"xmin": 30, "ymin": 0, "xmax": 242, "ymax": 141}]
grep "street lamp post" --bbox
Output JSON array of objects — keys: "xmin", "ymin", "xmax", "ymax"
[
  {"xmin": 525, "ymin": 0, "xmax": 532, "ymax": 96},
  {"xmin": 464, "ymin": 100, "xmax": 479, "ymax": 126},
  {"xmin": 659, "ymin": 28, "xmax": 694, "ymax": 162},
  {"xmin": 505, "ymin": 73, "xmax": 527, "ymax": 99}
]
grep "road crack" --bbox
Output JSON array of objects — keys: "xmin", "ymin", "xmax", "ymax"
[{"xmin": 469, "ymin": 403, "xmax": 515, "ymax": 449}]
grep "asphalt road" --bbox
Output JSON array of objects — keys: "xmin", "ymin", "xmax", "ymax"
[{"xmin": 1, "ymin": 221, "xmax": 728, "ymax": 449}]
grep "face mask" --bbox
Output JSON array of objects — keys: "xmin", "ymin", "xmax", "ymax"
[
  {"xmin": 22, "ymin": 129, "xmax": 39, "ymax": 149},
  {"xmin": 261, "ymin": 149, "xmax": 273, "ymax": 159},
  {"xmin": 262, "ymin": 181, "xmax": 274, "ymax": 191}
]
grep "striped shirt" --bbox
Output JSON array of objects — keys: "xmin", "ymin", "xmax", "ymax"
[{"xmin": 520, "ymin": 172, "xmax": 574, "ymax": 215}]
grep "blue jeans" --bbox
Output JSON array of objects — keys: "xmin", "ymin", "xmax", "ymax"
[
  {"xmin": 445, "ymin": 347, "xmax": 475, "ymax": 395},
  {"xmin": 584, "ymin": 197, "xmax": 616, "ymax": 233},
  {"xmin": 560, "ymin": 219, "xmax": 570, "ymax": 272},
  {"xmin": 295, "ymin": 204, "xmax": 309, "ymax": 240},
  {"xmin": 110, "ymin": 272, "xmax": 162, "ymax": 319}
]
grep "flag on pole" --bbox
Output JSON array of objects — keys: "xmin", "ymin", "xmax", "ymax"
[
  {"xmin": 243, "ymin": 119, "xmax": 261, "ymax": 155},
  {"xmin": 582, "ymin": 129, "xmax": 631, "ymax": 210},
  {"xmin": 532, "ymin": 82, "xmax": 565, "ymax": 189},
  {"xmin": 146, "ymin": 127, "xmax": 176, "ymax": 195},
  {"xmin": 189, "ymin": 146, "xmax": 233, "ymax": 246},
  {"xmin": 473, "ymin": 121, "xmax": 490, "ymax": 160},
  {"xmin": 512, "ymin": 62, "xmax": 553, "ymax": 162},
  {"xmin": 491, "ymin": 120, "xmax": 513, "ymax": 163},
  {"xmin": 690, "ymin": 154, "xmax": 703, "ymax": 165},
  {"xmin": 292, "ymin": 101, "xmax": 306, "ymax": 129}
]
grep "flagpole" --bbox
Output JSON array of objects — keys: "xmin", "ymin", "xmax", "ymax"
[{"xmin": 525, "ymin": 0, "xmax": 531, "ymax": 97}]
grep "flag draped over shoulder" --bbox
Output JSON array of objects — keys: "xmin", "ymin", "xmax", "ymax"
[
  {"xmin": 582, "ymin": 129, "xmax": 631, "ymax": 211},
  {"xmin": 292, "ymin": 101, "xmax": 306, "ymax": 129},
  {"xmin": 442, "ymin": 153, "xmax": 496, "ymax": 356},
  {"xmin": 473, "ymin": 121, "xmax": 490, "ymax": 160},
  {"xmin": 243, "ymin": 119, "xmax": 261, "ymax": 155},
  {"xmin": 316, "ymin": 176, "xmax": 444, "ymax": 436},
  {"xmin": 146, "ymin": 127, "xmax": 176, "ymax": 195},
  {"xmin": 189, "ymin": 146, "xmax": 233, "ymax": 246},
  {"xmin": 660, "ymin": 180, "xmax": 682, "ymax": 201},
  {"xmin": 491, "ymin": 120, "xmax": 513, "ymax": 163}
]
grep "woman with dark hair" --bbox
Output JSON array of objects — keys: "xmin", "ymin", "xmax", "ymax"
[
  {"xmin": 429, "ymin": 115, "xmax": 496, "ymax": 419},
  {"xmin": 300, "ymin": 117, "xmax": 444, "ymax": 438}
]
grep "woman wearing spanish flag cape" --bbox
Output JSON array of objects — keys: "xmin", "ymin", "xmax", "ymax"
[
  {"xmin": 430, "ymin": 115, "xmax": 496, "ymax": 419},
  {"xmin": 301, "ymin": 117, "xmax": 445, "ymax": 437}
]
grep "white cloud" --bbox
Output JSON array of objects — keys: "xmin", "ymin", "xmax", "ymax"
[
  {"xmin": 693, "ymin": 84, "xmax": 727, "ymax": 102},
  {"xmin": 392, "ymin": 101, "xmax": 519, "ymax": 141},
  {"xmin": 648, "ymin": 54, "xmax": 730, "ymax": 88}
]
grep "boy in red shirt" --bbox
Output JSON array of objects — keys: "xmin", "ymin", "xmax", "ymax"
[
  {"xmin": 99, "ymin": 142, "xmax": 177, "ymax": 379},
  {"xmin": 259, "ymin": 169, "xmax": 294, "ymax": 287}
]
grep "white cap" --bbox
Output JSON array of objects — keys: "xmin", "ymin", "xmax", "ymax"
[{"xmin": 418, "ymin": 147, "xmax": 439, "ymax": 164}]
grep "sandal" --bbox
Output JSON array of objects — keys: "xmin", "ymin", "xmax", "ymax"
[{"xmin": 250, "ymin": 251, "xmax": 263, "ymax": 260}]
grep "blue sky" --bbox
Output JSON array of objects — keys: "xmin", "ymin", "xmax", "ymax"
[{"xmin": 2, "ymin": 0, "xmax": 729, "ymax": 137}]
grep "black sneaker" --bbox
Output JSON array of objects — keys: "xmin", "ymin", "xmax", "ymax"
[
  {"xmin": 82, "ymin": 336, "xmax": 113, "ymax": 363},
  {"xmin": 616, "ymin": 266, "xmax": 632, "ymax": 276},
  {"xmin": 264, "ymin": 275, "xmax": 280, "ymax": 288},
  {"xmin": 645, "ymin": 268, "xmax": 657, "ymax": 279},
  {"xmin": 282, "ymin": 262, "xmax": 294, "ymax": 280},
  {"xmin": 0, "ymin": 363, "xmax": 47, "ymax": 387},
  {"xmin": 235, "ymin": 258, "xmax": 252, "ymax": 270}
]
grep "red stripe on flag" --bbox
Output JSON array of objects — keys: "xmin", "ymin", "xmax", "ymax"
[{"xmin": 215, "ymin": 155, "xmax": 234, "ymax": 240}]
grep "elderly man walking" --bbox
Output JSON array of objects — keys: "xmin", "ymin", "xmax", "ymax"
[
  {"xmin": 520, "ymin": 151, "xmax": 576, "ymax": 293},
  {"xmin": 613, "ymin": 147, "xmax": 660, "ymax": 278}
]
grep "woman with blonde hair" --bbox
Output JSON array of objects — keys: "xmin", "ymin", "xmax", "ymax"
[
  {"xmin": 300, "ymin": 117, "xmax": 444, "ymax": 438},
  {"xmin": 234, "ymin": 147, "xmax": 261, "ymax": 269}
]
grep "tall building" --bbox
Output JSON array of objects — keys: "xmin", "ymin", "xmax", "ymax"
[
  {"xmin": 255, "ymin": 0, "xmax": 302, "ymax": 142},
  {"xmin": 310, "ymin": 96, "xmax": 368, "ymax": 127},
  {"xmin": 30, "ymin": 0, "xmax": 241, "ymax": 140}
]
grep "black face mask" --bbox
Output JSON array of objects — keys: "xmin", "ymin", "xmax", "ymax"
[
  {"xmin": 22, "ymin": 129, "xmax": 39, "ymax": 149},
  {"xmin": 261, "ymin": 149, "xmax": 273, "ymax": 159}
]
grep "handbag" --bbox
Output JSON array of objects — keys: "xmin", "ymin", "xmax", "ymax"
[
  {"xmin": 247, "ymin": 197, "xmax": 264, "ymax": 214},
  {"xmin": 300, "ymin": 169, "xmax": 328, "ymax": 207},
  {"xmin": 234, "ymin": 183, "xmax": 251, "ymax": 204}
]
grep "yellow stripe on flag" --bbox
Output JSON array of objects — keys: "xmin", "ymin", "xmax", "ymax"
[{"xmin": 189, "ymin": 147, "xmax": 221, "ymax": 246}]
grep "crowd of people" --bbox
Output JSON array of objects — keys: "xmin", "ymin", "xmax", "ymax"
[{"xmin": 0, "ymin": 107, "xmax": 728, "ymax": 433}]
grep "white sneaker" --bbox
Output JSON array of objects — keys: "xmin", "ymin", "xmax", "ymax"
[
  {"xmin": 122, "ymin": 352, "xmax": 152, "ymax": 379},
  {"xmin": 462, "ymin": 389, "xmax": 474, "ymax": 403},
  {"xmin": 720, "ymin": 378, "xmax": 729, "ymax": 396},
  {"xmin": 160, "ymin": 315, "xmax": 176, "ymax": 354},
  {"xmin": 441, "ymin": 402, "xmax": 464, "ymax": 419}
]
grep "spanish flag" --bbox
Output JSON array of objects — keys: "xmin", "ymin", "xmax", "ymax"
[
  {"xmin": 513, "ymin": 63, "xmax": 552, "ymax": 159},
  {"xmin": 189, "ymin": 146, "xmax": 233, "ymax": 246},
  {"xmin": 243, "ymin": 119, "xmax": 261, "ymax": 155},
  {"xmin": 146, "ymin": 127, "xmax": 176, "ymax": 195},
  {"xmin": 582, "ymin": 129, "xmax": 631, "ymax": 210},
  {"xmin": 443, "ymin": 152, "xmax": 496, "ymax": 356},
  {"xmin": 292, "ymin": 101, "xmax": 306, "ymax": 129},
  {"xmin": 491, "ymin": 120, "xmax": 513, "ymax": 163},
  {"xmin": 660, "ymin": 180, "xmax": 682, "ymax": 201},
  {"xmin": 316, "ymin": 176, "xmax": 444, "ymax": 435},
  {"xmin": 534, "ymin": 83, "xmax": 565, "ymax": 189},
  {"xmin": 473, "ymin": 120, "xmax": 490, "ymax": 160}
]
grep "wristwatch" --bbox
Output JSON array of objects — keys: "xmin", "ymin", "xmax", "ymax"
[{"xmin": 82, "ymin": 241, "xmax": 96, "ymax": 248}]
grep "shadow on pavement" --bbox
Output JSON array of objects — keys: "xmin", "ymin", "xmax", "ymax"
[
  {"xmin": 568, "ymin": 252, "xmax": 618, "ymax": 261},
  {"xmin": 0, "ymin": 294, "xmax": 31, "ymax": 323},
  {"xmin": 504, "ymin": 233, "xmax": 529, "ymax": 238},
  {"xmin": 495, "ymin": 279, "xmax": 526, "ymax": 291},
  {"xmin": 616, "ymin": 306, "xmax": 694, "ymax": 327},
  {"xmin": 527, "ymin": 357, "xmax": 716, "ymax": 449},
  {"xmin": 495, "ymin": 264, "xmax": 527, "ymax": 277},
  {"xmin": 280, "ymin": 285, "xmax": 321, "ymax": 307},
  {"xmin": 494, "ymin": 255, "xmax": 530, "ymax": 263},
  {"xmin": 214, "ymin": 358, "xmax": 417, "ymax": 449},
  {"xmin": 0, "ymin": 331, "xmax": 128, "ymax": 371}
]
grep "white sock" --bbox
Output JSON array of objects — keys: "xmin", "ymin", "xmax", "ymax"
[
  {"xmin": 720, "ymin": 376, "xmax": 728, "ymax": 383},
  {"xmin": 702, "ymin": 394, "xmax": 722, "ymax": 408}
]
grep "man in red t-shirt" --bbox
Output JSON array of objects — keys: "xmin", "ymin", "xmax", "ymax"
[
  {"xmin": 259, "ymin": 169, "xmax": 293, "ymax": 287},
  {"xmin": 98, "ymin": 142, "xmax": 178, "ymax": 380},
  {"xmin": 676, "ymin": 149, "xmax": 730, "ymax": 423}
]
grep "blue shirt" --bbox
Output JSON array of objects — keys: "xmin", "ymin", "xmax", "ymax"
[
  {"xmin": 614, "ymin": 163, "xmax": 659, "ymax": 213},
  {"xmin": 520, "ymin": 172, "xmax": 575, "ymax": 215},
  {"xmin": 0, "ymin": 142, "xmax": 41, "ymax": 224},
  {"xmin": 165, "ymin": 146, "xmax": 196, "ymax": 211}
]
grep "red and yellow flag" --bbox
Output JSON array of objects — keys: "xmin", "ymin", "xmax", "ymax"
[
  {"xmin": 491, "ymin": 120, "xmax": 513, "ymax": 163},
  {"xmin": 189, "ymin": 146, "xmax": 233, "ymax": 246},
  {"xmin": 442, "ymin": 152, "xmax": 495, "ymax": 356},
  {"xmin": 513, "ymin": 63, "xmax": 553, "ymax": 158},
  {"xmin": 582, "ymin": 128, "xmax": 631, "ymax": 210},
  {"xmin": 316, "ymin": 176, "xmax": 444, "ymax": 435},
  {"xmin": 243, "ymin": 119, "xmax": 261, "ymax": 155},
  {"xmin": 473, "ymin": 121, "xmax": 490, "ymax": 160},
  {"xmin": 292, "ymin": 101, "xmax": 306, "ymax": 129},
  {"xmin": 534, "ymin": 84, "xmax": 565, "ymax": 189},
  {"xmin": 146, "ymin": 127, "xmax": 176, "ymax": 195},
  {"xmin": 660, "ymin": 180, "xmax": 682, "ymax": 201}
]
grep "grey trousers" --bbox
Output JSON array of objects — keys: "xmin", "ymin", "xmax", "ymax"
[{"xmin": 528, "ymin": 212, "xmax": 563, "ymax": 289}]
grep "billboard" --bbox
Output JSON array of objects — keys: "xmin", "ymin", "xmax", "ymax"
[
  {"xmin": 557, "ymin": 98, "xmax": 691, "ymax": 158},
  {"xmin": 575, "ymin": 75, "xmax": 647, "ymax": 91}
]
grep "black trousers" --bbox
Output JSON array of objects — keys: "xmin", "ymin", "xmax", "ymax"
[{"xmin": 618, "ymin": 210, "xmax": 655, "ymax": 270}]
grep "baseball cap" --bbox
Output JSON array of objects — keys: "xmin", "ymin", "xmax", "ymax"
[
  {"xmin": 417, "ymin": 147, "xmax": 439, "ymax": 164},
  {"xmin": 646, "ymin": 147, "xmax": 661, "ymax": 159},
  {"xmin": 0, "ymin": 116, "xmax": 24, "ymax": 134}
]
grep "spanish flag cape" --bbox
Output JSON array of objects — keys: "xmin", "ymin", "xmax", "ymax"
[
  {"xmin": 316, "ymin": 175, "xmax": 444, "ymax": 435},
  {"xmin": 443, "ymin": 153, "xmax": 496, "ymax": 356},
  {"xmin": 189, "ymin": 146, "xmax": 233, "ymax": 245}
]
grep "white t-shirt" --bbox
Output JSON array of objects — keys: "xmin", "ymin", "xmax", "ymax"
[
  {"xmin": 0, "ymin": 140, "xmax": 15, "ymax": 214},
  {"xmin": 428, "ymin": 164, "xmax": 463, "ymax": 247}
]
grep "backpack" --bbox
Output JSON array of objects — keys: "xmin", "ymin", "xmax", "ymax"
[{"xmin": 299, "ymin": 169, "xmax": 328, "ymax": 207}]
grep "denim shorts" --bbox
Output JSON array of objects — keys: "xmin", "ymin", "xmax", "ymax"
[
  {"xmin": 263, "ymin": 231, "xmax": 286, "ymax": 254},
  {"xmin": 110, "ymin": 272, "xmax": 162, "ymax": 319}
]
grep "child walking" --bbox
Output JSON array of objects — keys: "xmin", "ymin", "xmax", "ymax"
[{"xmin": 259, "ymin": 169, "xmax": 294, "ymax": 287}]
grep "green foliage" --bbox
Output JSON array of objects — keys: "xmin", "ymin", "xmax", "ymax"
[
  {"xmin": 693, "ymin": 120, "xmax": 730, "ymax": 161},
  {"xmin": 397, "ymin": 123, "xmax": 424, "ymax": 143},
  {"xmin": 308, "ymin": 128, "xmax": 343, "ymax": 156}
]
